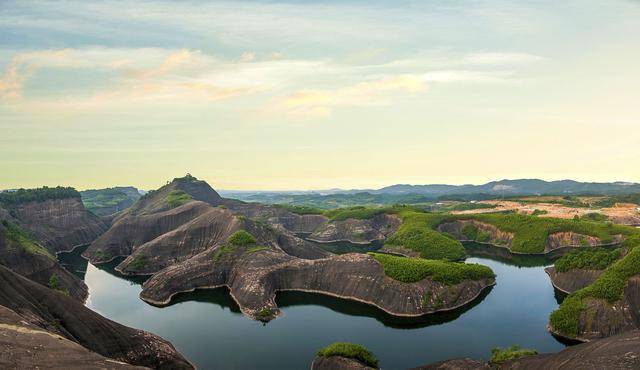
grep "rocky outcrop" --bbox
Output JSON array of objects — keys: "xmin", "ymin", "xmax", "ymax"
[
  {"xmin": 7, "ymin": 197, "xmax": 107, "ymax": 253},
  {"xmin": 115, "ymin": 206, "xmax": 242, "ymax": 275},
  {"xmin": 0, "ymin": 306, "xmax": 146, "ymax": 370},
  {"xmin": 224, "ymin": 201, "xmax": 328, "ymax": 234},
  {"xmin": 308, "ymin": 214, "xmax": 401, "ymax": 244},
  {"xmin": 546, "ymin": 232, "xmax": 624, "ymax": 251},
  {"xmin": 0, "ymin": 221, "xmax": 87, "ymax": 301},
  {"xmin": 140, "ymin": 246, "xmax": 493, "ymax": 321},
  {"xmin": 0, "ymin": 264, "xmax": 193, "ymax": 369},
  {"xmin": 566, "ymin": 276, "xmax": 640, "ymax": 341},
  {"xmin": 545, "ymin": 267, "xmax": 602, "ymax": 294},
  {"xmin": 438, "ymin": 220, "xmax": 513, "ymax": 249},
  {"xmin": 414, "ymin": 330, "xmax": 640, "ymax": 369},
  {"xmin": 311, "ymin": 356, "xmax": 376, "ymax": 370},
  {"xmin": 85, "ymin": 201, "xmax": 216, "ymax": 263}
]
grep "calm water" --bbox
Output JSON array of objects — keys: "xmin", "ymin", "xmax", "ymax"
[{"xmin": 60, "ymin": 244, "xmax": 566, "ymax": 370}]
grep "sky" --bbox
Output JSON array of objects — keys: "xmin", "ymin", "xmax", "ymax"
[{"xmin": 1, "ymin": 0, "xmax": 639, "ymax": 191}]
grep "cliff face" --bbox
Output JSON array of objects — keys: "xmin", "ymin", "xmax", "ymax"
[
  {"xmin": 9, "ymin": 197, "xmax": 107, "ymax": 253},
  {"xmin": 0, "ymin": 220, "xmax": 88, "ymax": 301},
  {"xmin": 438, "ymin": 220, "xmax": 514, "ymax": 248},
  {"xmin": 0, "ymin": 306, "xmax": 146, "ymax": 370},
  {"xmin": 414, "ymin": 330, "xmax": 640, "ymax": 369},
  {"xmin": 546, "ymin": 231, "xmax": 624, "ymax": 251},
  {"xmin": 571, "ymin": 276, "xmax": 640, "ymax": 341},
  {"xmin": 0, "ymin": 264, "xmax": 192, "ymax": 369},
  {"xmin": 308, "ymin": 214, "xmax": 401, "ymax": 244},
  {"xmin": 545, "ymin": 267, "xmax": 602, "ymax": 294},
  {"xmin": 85, "ymin": 201, "xmax": 218, "ymax": 263}
]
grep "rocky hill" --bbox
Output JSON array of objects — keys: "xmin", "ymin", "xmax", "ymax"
[{"xmin": 81, "ymin": 186, "xmax": 142, "ymax": 217}]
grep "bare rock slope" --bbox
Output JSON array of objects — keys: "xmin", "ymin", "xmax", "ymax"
[{"xmin": 0, "ymin": 264, "xmax": 192, "ymax": 369}]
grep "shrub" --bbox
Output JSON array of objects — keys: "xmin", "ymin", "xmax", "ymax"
[
  {"xmin": 490, "ymin": 345, "xmax": 538, "ymax": 363},
  {"xmin": 228, "ymin": 230, "xmax": 256, "ymax": 246},
  {"xmin": 369, "ymin": 253, "xmax": 495, "ymax": 285},
  {"xmin": 213, "ymin": 245, "xmax": 236, "ymax": 262},
  {"xmin": 246, "ymin": 246, "xmax": 270, "ymax": 254},
  {"xmin": 95, "ymin": 249, "xmax": 113, "ymax": 261},
  {"xmin": 317, "ymin": 342, "xmax": 379, "ymax": 368},
  {"xmin": 128, "ymin": 255, "xmax": 149, "ymax": 270},
  {"xmin": 324, "ymin": 206, "xmax": 393, "ymax": 221},
  {"xmin": 0, "ymin": 186, "xmax": 79, "ymax": 206},
  {"xmin": 166, "ymin": 190, "xmax": 192, "ymax": 209},
  {"xmin": 0, "ymin": 220, "xmax": 52, "ymax": 257},
  {"xmin": 274, "ymin": 204, "xmax": 324, "ymax": 215}
]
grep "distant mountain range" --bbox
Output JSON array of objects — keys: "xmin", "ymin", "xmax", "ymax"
[
  {"xmin": 373, "ymin": 179, "xmax": 640, "ymax": 196},
  {"xmin": 220, "ymin": 179, "xmax": 640, "ymax": 199}
]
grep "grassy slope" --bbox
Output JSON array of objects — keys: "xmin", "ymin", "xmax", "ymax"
[{"xmin": 554, "ymin": 248, "xmax": 621, "ymax": 272}]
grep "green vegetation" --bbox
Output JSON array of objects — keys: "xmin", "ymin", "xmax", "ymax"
[
  {"xmin": 579, "ymin": 212, "xmax": 608, "ymax": 222},
  {"xmin": 94, "ymin": 249, "xmax": 113, "ymax": 261},
  {"xmin": 440, "ymin": 212, "xmax": 630, "ymax": 253},
  {"xmin": 80, "ymin": 187, "xmax": 140, "ymax": 215},
  {"xmin": 549, "ymin": 234, "xmax": 640, "ymax": 338},
  {"xmin": 246, "ymin": 246, "xmax": 270, "ymax": 254},
  {"xmin": 274, "ymin": 204, "xmax": 324, "ymax": 215},
  {"xmin": 531, "ymin": 209, "xmax": 548, "ymax": 216},
  {"xmin": 369, "ymin": 253, "xmax": 495, "ymax": 285},
  {"xmin": 324, "ymin": 206, "xmax": 394, "ymax": 221},
  {"xmin": 490, "ymin": 346, "xmax": 538, "ymax": 363},
  {"xmin": 228, "ymin": 230, "xmax": 257, "ymax": 246},
  {"xmin": 555, "ymin": 248, "xmax": 620, "ymax": 272},
  {"xmin": 48, "ymin": 274, "xmax": 69, "ymax": 296},
  {"xmin": 317, "ymin": 342, "xmax": 379, "ymax": 368},
  {"xmin": 446, "ymin": 202, "xmax": 496, "ymax": 211},
  {"xmin": 166, "ymin": 190, "xmax": 193, "ymax": 209},
  {"xmin": 0, "ymin": 186, "xmax": 79, "ymax": 206},
  {"xmin": 0, "ymin": 220, "xmax": 52, "ymax": 258},
  {"xmin": 593, "ymin": 193, "xmax": 640, "ymax": 207},
  {"xmin": 461, "ymin": 224, "xmax": 490, "ymax": 243},
  {"xmin": 256, "ymin": 308, "xmax": 272, "ymax": 320},
  {"xmin": 213, "ymin": 245, "xmax": 236, "ymax": 262},
  {"xmin": 128, "ymin": 255, "xmax": 149, "ymax": 270},
  {"xmin": 384, "ymin": 210, "xmax": 465, "ymax": 260}
]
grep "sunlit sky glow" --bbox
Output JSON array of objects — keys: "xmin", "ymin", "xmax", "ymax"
[{"xmin": 1, "ymin": 0, "xmax": 639, "ymax": 191}]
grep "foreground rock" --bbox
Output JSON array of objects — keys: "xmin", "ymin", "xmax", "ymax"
[
  {"xmin": 0, "ymin": 264, "xmax": 192, "ymax": 369},
  {"xmin": 414, "ymin": 330, "xmax": 640, "ymax": 369},
  {"xmin": 0, "ymin": 306, "xmax": 146, "ymax": 370}
]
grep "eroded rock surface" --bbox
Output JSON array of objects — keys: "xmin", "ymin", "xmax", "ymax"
[
  {"xmin": 0, "ymin": 265, "xmax": 192, "ymax": 369},
  {"xmin": 546, "ymin": 232, "xmax": 624, "ymax": 251},
  {"xmin": 140, "ymin": 244, "xmax": 493, "ymax": 321},
  {"xmin": 309, "ymin": 213, "xmax": 401, "ymax": 244},
  {"xmin": 545, "ymin": 267, "xmax": 602, "ymax": 294},
  {"xmin": 0, "ymin": 306, "xmax": 146, "ymax": 370},
  {"xmin": 7, "ymin": 198, "xmax": 107, "ymax": 253},
  {"xmin": 414, "ymin": 330, "xmax": 640, "ymax": 369},
  {"xmin": 438, "ymin": 220, "xmax": 514, "ymax": 248},
  {"xmin": 567, "ymin": 276, "xmax": 640, "ymax": 341}
]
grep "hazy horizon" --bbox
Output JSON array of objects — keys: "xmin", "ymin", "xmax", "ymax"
[{"xmin": 2, "ymin": 1, "xmax": 639, "ymax": 190}]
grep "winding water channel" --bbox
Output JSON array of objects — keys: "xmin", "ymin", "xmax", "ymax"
[{"xmin": 59, "ymin": 243, "xmax": 567, "ymax": 370}]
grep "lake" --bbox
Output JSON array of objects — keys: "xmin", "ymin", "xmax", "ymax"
[{"xmin": 59, "ymin": 243, "xmax": 567, "ymax": 369}]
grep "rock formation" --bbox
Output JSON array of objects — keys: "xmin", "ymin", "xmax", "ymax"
[
  {"xmin": 0, "ymin": 264, "xmax": 192, "ymax": 369},
  {"xmin": 308, "ymin": 213, "xmax": 400, "ymax": 244},
  {"xmin": 413, "ymin": 330, "xmax": 640, "ymax": 369},
  {"xmin": 545, "ymin": 266, "xmax": 602, "ymax": 294},
  {"xmin": 311, "ymin": 356, "xmax": 377, "ymax": 370}
]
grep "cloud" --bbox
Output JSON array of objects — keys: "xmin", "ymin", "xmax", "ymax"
[
  {"xmin": 270, "ymin": 75, "xmax": 428, "ymax": 118},
  {"xmin": 464, "ymin": 52, "xmax": 543, "ymax": 65}
]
